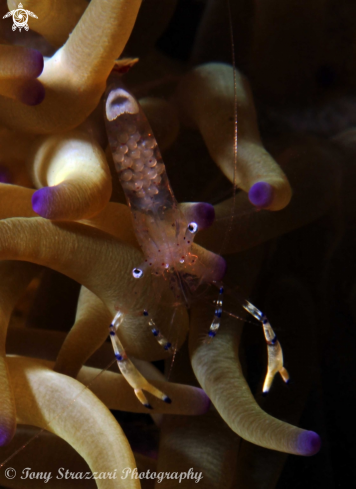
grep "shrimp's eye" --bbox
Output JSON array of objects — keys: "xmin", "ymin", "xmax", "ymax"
[
  {"xmin": 187, "ymin": 222, "xmax": 198, "ymax": 234},
  {"xmin": 132, "ymin": 268, "xmax": 143, "ymax": 279}
]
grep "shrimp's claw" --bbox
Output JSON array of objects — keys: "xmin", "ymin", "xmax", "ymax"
[
  {"xmin": 262, "ymin": 339, "xmax": 290, "ymax": 395},
  {"xmin": 137, "ymin": 380, "xmax": 171, "ymax": 405},
  {"xmin": 280, "ymin": 366, "xmax": 290, "ymax": 383},
  {"xmin": 118, "ymin": 352, "xmax": 171, "ymax": 407},
  {"xmin": 242, "ymin": 300, "xmax": 290, "ymax": 393},
  {"xmin": 109, "ymin": 312, "xmax": 171, "ymax": 407},
  {"xmin": 134, "ymin": 389, "xmax": 152, "ymax": 409}
]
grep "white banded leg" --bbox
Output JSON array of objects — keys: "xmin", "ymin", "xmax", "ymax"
[
  {"xmin": 132, "ymin": 265, "xmax": 173, "ymax": 354},
  {"xmin": 242, "ymin": 300, "xmax": 290, "ymax": 394},
  {"xmin": 142, "ymin": 309, "xmax": 173, "ymax": 352},
  {"xmin": 109, "ymin": 311, "xmax": 171, "ymax": 408},
  {"xmin": 208, "ymin": 286, "xmax": 224, "ymax": 338}
]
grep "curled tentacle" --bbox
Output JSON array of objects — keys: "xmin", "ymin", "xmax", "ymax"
[
  {"xmin": 0, "ymin": 425, "xmax": 157, "ymax": 489},
  {"xmin": 174, "ymin": 62, "xmax": 291, "ymax": 210},
  {"xmin": 29, "ymin": 130, "xmax": 112, "ymax": 220},
  {"xmin": 0, "ymin": 261, "xmax": 42, "ymax": 446},
  {"xmin": 157, "ymin": 345, "xmax": 239, "ymax": 488},
  {"xmin": 0, "ymin": 128, "xmax": 35, "ymax": 186},
  {"xmin": 0, "ymin": 0, "xmax": 143, "ymax": 133},
  {"xmin": 0, "ymin": 44, "xmax": 43, "ymax": 79},
  {"xmin": 0, "ymin": 425, "xmax": 92, "ymax": 489},
  {"xmin": 157, "ymin": 410, "xmax": 239, "ymax": 488},
  {"xmin": 7, "ymin": 325, "xmax": 66, "ymax": 362},
  {"xmin": 6, "ymin": 356, "xmax": 140, "ymax": 489},
  {"xmin": 54, "ymin": 287, "xmax": 112, "ymax": 378},
  {"xmin": 0, "ymin": 184, "xmax": 35, "ymax": 219},
  {"xmin": 0, "ymin": 45, "xmax": 44, "ymax": 106},
  {"xmin": 0, "ymin": 78, "xmax": 45, "ymax": 107},
  {"xmin": 80, "ymin": 202, "xmax": 139, "ymax": 247}
]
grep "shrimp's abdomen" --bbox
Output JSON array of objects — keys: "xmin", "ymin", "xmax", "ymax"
[{"xmin": 105, "ymin": 82, "xmax": 173, "ymax": 215}]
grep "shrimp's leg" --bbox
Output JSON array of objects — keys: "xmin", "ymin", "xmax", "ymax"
[
  {"xmin": 208, "ymin": 285, "xmax": 225, "ymax": 339},
  {"xmin": 130, "ymin": 271, "xmax": 174, "ymax": 353},
  {"xmin": 148, "ymin": 316, "xmax": 173, "ymax": 352},
  {"xmin": 242, "ymin": 300, "xmax": 290, "ymax": 394},
  {"xmin": 139, "ymin": 309, "xmax": 174, "ymax": 352},
  {"xmin": 109, "ymin": 311, "xmax": 172, "ymax": 408},
  {"xmin": 209, "ymin": 286, "xmax": 289, "ymax": 393}
]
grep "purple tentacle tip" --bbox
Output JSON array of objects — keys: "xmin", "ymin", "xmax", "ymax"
[
  {"xmin": 194, "ymin": 202, "xmax": 215, "ymax": 230},
  {"xmin": 297, "ymin": 431, "xmax": 321, "ymax": 456},
  {"xmin": 215, "ymin": 256, "xmax": 227, "ymax": 281},
  {"xmin": 248, "ymin": 182, "xmax": 274, "ymax": 208},
  {"xmin": 0, "ymin": 427, "xmax": 11, "ymax": 446},
  {"xmin": 32, "ymin": 187, "xmax": 52, "ymax": 217},
  {"xmin": 204, "ymin": 395, "xmax": 211, "ymax": 413},
  {"xmin": 20, "ymin": 81, "xmax": 46, "ymax": 106},
  {"xmin": 28, "ymin": 48, "xmax": 44, "ymax": 78},
  {"xmin": 0, "ymin": 166, "xmax": 11, "ymax": 184}
]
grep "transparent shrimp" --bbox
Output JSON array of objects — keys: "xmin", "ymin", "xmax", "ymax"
[{"xmin": 104, "ymin": 77, "xmax": 289, "ymax": 407}]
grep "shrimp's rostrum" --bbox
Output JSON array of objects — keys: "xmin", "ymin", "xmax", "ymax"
[{"xmin": 105, "ymin": 76, "xmax": 289, "ymax": 407}]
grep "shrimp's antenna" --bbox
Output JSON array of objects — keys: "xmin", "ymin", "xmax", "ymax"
[
  {"xmin": 164, "ymin": 301, "xmax": 181, "ymax": 381},
  {"xmin": 219, "ymin": 0, "xmax": 238, "ymax": 255},
  {"xmin": 166, "ymin": 342, "xmax": 178, "ymax": 382}
]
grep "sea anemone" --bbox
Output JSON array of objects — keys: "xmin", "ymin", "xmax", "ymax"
[{"xmin": 0, "ymin": 0, "xmax": 352, "ymax": 488}]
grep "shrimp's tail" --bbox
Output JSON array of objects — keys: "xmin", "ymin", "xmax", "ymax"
[{"xmin": 109, "ymin": 311, "xmax": 171, "ymax": 408}]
